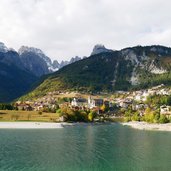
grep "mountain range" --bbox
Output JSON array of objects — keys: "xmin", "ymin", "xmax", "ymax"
[
  {"xmin": 0, "ymin": 42, "xmax": 82, "ymax": 102},
  {"xmin": 18, "ymin": 46, "xmax": 82, "ymax": 77},
  {"xmin": 1, "ymin": 42, "xmax": 171, "ymax": 102},
  {"xmin": 22, "ymin": 45, "xmax": 171, "ymax": 100}
]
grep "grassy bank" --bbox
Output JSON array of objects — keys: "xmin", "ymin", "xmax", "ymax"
[{"xmin": 0, "ymin": 110, "xmax": 59, "ymax": 122}]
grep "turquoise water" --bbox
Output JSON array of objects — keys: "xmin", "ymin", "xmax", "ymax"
[{"xmin": 0, "ymin": 123, "xmax": 171, "ymax": 171}]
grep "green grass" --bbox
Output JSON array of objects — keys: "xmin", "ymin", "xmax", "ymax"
[{"xmin": 0, "ymin": 110, "xmax": 59, "ymax": 122}]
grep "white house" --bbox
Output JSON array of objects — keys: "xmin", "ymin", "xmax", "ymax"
[
  {"xmin": 88, "ymin": 96, "xmax": 103, "ymax": 109},
  {"xmin": 71, "ymin": 98, "xmax": 87, "ymax": 107},
  {"xmin": 160, "ymin": 105, "xmax": 171, "ymax": 115}
]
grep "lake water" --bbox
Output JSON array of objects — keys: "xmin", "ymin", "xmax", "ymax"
[{"xmin": 0, "ymin": 123, "xmax": 171, "ymax": 171}]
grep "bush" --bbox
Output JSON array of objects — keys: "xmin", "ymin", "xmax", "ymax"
[
  {"xmin": 56, "ymin": 108, "xmax": 61, "ymax": 113},
  {"xmin": 75, "ymin": 111, "xmax": 88, "ymax": 122},
  {"xmin": 154, "ymin": 113, "xmax": 160, "ymax": 123},
  {"xmin": 124, "ymin": 117, "xmax": 131, "ymax": 122},
  {"xmin": 132, "ymin": 112, "xmax": 140, "ymax": 121},
  {"xmin": 88, "ymin": 111, "xmax": 97, "ymax": 122},
  {"xmin": 38, "ymin": 111, "xmax": 42, "ymax": 115},
  {"xmin": 0, "ymin": 103, "xmax": 14, "ymax": 110},
  {"xmin": 144, "ymin": 113, "xmax": 155, "ymax": 123},
  {"xmin": 159, "ymin": 115, "xmax": 169, "ymax": 123}
]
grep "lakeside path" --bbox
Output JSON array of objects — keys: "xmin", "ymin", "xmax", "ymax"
[
  {"xmin": 0, "ymin": 122, "xmax": 73, "ymax": 129},
  {"xmin": 122, "ymin": 121, "xmax": 171, "ymax": 131}
]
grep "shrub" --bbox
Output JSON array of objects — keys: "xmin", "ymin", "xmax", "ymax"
[
  {"xmin": 124, "ymin": 117, "xmax": 131, "ymax": 122},
  {"xmin": 159, "ymin": 115, "xmax": 169, "ymax": 123},
  {"xmin": 38, "ymin": 111, "xmax": 42, "ymax": 115},
  {"xmin": 88, "ymin": 111, "xmax": 97, "ymax": 122}
]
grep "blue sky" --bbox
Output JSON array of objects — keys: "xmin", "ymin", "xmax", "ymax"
[{"xmin": 0, "ymin": 0, "xmax": 171, "ymax": 61}]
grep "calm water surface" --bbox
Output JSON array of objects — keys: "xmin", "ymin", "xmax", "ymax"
[{"xmin": 0, "ymin": 123, "xmax": 171, "ymax": 171}]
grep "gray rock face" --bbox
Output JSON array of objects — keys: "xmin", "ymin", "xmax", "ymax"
[
  {"xmin": 18, "ymin": 46, "xmax": 56, "ymax": 76},
  {"xmin": 0, "ymin": 50, "xmax": 24, "ymax": 70},
  {"xmin": 19, "ymin": 51, "xmax": 49, "ymax": 77},
  {"xmin": 18, "ymin": 46, "xmax": 82, "ymax": 76},
  {"xmin": 52, "ymin": 60, "xmax": 60, "ymax": 69},
  {"xmin": 70, "ymin": 56, "xmax": 82, "ymax": 63},
  {"xmin": 0, "ymin": 42, "xmax": 83, "ymax": 77}
]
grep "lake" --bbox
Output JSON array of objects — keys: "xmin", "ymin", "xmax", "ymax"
[{"xmin": 0, "ymin": 123, "xmax": 171, "ymax": 171}]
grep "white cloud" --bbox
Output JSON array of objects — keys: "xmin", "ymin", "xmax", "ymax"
[{"xmin": 0, "ymin": 0, "xmax": 171, "ymax": 61}]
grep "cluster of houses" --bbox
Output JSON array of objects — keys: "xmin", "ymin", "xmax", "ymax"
[
  {"xmin": 15, "ymin": 96, "xmax": 113, "ymax": 113},
  {"xmin": 15, "ymin": 97, "xmax": 57, "ymax": 111},
  {"xmin": 15, "ymin": 84, "xmax": 171, "ymax": 116},
  {"xmin": 114, "ymin": 84, "xmax": 171, "ymax": 116}
]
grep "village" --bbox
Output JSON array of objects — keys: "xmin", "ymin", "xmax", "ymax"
[{"xmin": 14, "ymin": 84, "xmax": 171, "ymax": 122}]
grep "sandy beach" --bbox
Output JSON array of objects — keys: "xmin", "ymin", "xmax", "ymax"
[
  {"xmin": 122, "ymin": 121, "xmax": 171, "ymax": 131},
  {"xmin": 0, "ymin": 122, "xmax": 69, "ymax": 129}
]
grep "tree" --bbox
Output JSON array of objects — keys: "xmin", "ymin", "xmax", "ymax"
[
  {"xmin": 100, "ymin": 104, "xmax": 108, "ymax": 113},
  {"xmin": 124, "ymin": 109, "xmax": 132, "ymax": 117},
  {"xmin": 153, "ymin": 110, "xmax": 160, "ymax": 123},
  {"xmin": 88, "ymin": 111, "xmax": 97, "ymax": 122},
  {"xmin": 159, "ymin": 115, "xmax": 169, "ymax": 123},
  {"xmin": 76, "ymin": 110, "xmax": 88, "ymax": 122},
  {"xmin": 144, "ymin": 113, "xmax": 155, "ymax": 123},
  {"xmin": 132, "ymin": 111, "xmax": 140, "ymax": 121},
  {"xmin": 144, "ymin": 107, "xmax": 152, "ymax": 115},
  {"xmin": 0, "ymin": 103, "xmax": 14, "ymax": 110}
]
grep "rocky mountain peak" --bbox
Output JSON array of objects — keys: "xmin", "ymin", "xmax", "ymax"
[
  {"xmin": 18, "ymin": 46, "xmax": 44, "ymax": 56},
  {"xmin": 91, "ymin": 44, "xmax": 113, "ymax": 56},
  {"xmin": 18, "ymin": 46, "xmax": 55, "ymax": 76},
  {"xmin": 70, "ymin": 56, "xmax": 82, "ymax": 63},
  {"xmin": 18, "ymin": 46, "xmax": 82, "ymax": 75},
  {"xmin": 0, "ymin": 42, "xmax": 9, "ymax": 53}
]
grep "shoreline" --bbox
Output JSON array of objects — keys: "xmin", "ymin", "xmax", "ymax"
[
  {"xmin": 0, "ymin": 122, "xmax": 72, "ymax": 129},
  {"xmin": 121, "ymin": 121, "xmax": 171, "ymax": 132},
  {"xmin": 2, "ymin": 121, "xmax": 171, "ymax": 131},
  {"xmin": 0, "ymin": 121, "xmax": 109, "ymax": 129}
]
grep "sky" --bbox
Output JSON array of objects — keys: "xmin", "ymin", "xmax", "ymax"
[{"xmin": 0, "ymin": 0, "xmax": 171, "ymax": 62}]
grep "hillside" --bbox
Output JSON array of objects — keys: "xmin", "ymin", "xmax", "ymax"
[
  {"xmin": 0, "ymin": 44, "xmax": 39, "ymax": 102},
  {"xmin": 0, "ymin": 62, "xmax": 37, "ymax": 102},
  {"xmin": 21, "ymin": 45, "xmax": 171, "ymax": 100}
]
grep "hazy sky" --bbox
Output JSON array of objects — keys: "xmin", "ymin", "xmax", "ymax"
[{"xmin": 0, "ymin": 0, "xmax": 171, "ymax": 61}]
